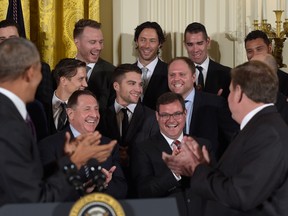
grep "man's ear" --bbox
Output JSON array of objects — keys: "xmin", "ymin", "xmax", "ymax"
[
  {"xmin": 23, "ymin": 65, "xmax": 34, "ymax": 82},
  {"xmin": 235, "ymin": 85, "xmax": 243, "ymax": 103},
  {"xmin": 66, "ymin": 108, "xmax": 74, "ymax": 121},
  {"xmin": 113, "ymin": 82, "xmax": 119, "ymax": 91}
]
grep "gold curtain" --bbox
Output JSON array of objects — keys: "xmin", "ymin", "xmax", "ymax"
[{"xmin": 0, "ymin": 0, "xmax": 99, "ymax": 68}]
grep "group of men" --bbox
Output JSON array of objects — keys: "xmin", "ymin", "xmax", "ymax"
[{"xmin": 0, "ymin": 16, "xmax": 288, "ymax": 216}]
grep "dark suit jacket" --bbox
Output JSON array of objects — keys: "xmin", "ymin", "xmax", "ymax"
[
  {"xmin": 204, "ymin": 59, "xmax": 231, "ymax": 99},
  {"xmin": 131, "ymin": 132, "xmax": 213, "ymax": 216},
  {"xmin": 87, "ymin": 58, "xmax": 115, "ymax": 110},
  {"xmin": 275, "ymin": 92, "xmax": 288, "ymax": 125},
  {"xmin": 136, "ymin": 59, "xmax": 170, "ymax": 110},
  {"xmin": 98, "ymin": 102, "xmax": 159, "ymax": 153},
  {"xmin": 38, "ymin": 126, "xmax": 127, "ymax": 200},
  {"xmin": 188, "ymin": 90, "xmax": 239, "ymax": 159},
  {"xmin": 277, "ymin": 69, "xmax": 288, "ymax": 96},
  {"xmin": 190, "ymin": 106, "xmax": 288, "ymax": 216},
  {"xmin": 0, "ymin": 93, "xmax": 77, "ymax": 205}
]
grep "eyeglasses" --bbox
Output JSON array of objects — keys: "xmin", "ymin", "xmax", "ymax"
[{"xmin": 158, "ymin": 111, "xmax": 184, "ymax": 121}]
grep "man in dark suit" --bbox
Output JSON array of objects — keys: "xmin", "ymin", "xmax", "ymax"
[
  {"xmin": 49, "ymin": 58, "xmax": 88, "ymax": 134},
  {"xmin": 168, "ymin": 56, "xmax": 238, "ymax": 159},
  {"xmin": 163, "ymin": 61, "xmax": 288, "ymax": 216},
  {"xmin": 98, "ymin": 63, "xmax": 159, "ymax": 197},
  {"xmin": 251, "ymin": 53, "xmax": 288, "ymax": 125},
  {"xmin": 39, "ymin": 90, "xmax": 127, "ymax": 199},
  {"xmin": 245, "ymin": 30, "xmax": 288, "ymax": 96},
  {"xmin": 133, "ymin": 21, "xmax": 170, "ymax": 110},
  {"xmin": 0, "ymin": 38, "xmax": 116, "ymax": 205},
  {"xmin": 131, "ymin": 92, "xmax": 213, "ymax": 216},
  {"xmin": 73, "ymin": 19, "xmax": 115, "ymax": 110},
  {"xmin": 0, "ymin": 19, "xmax": 52, "ymax": 141},
  {"xmin": 184, "ymin": 22, "xmax": 231, "ymax": 99}
]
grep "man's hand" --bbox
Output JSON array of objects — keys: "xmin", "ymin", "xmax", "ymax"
[
  {"xmin": 67, "ymin": 131, "xmax": 117, "ymax": 169},
  {"xmin": 101, "ymin": 166, "xmax": 116, "ymax": 187},
  {"xmin": 162, "ymin": 136, "xmax": 210, "ymax": 176}
]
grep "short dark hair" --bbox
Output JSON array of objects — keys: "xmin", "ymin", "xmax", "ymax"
[
  {"xmin": 184, "ymin": 22, "xmax": 208, "ymax": 41},
  {"xmin": 244, "ymin": 30, "xmax": 271, "ymax": 46},
  {"xmin": 67, "ymin": 89, "xmax": 97, "ymax": 109},
  {"xmin": 156, "ymin": 92, "xmax": 185, "ymax": 113},
  {"xmin": 168, "ymin": 56, "xmax": 196, "ymax": 75},
  {"xmin": 53, "ymin": 58, "xmax": 86, "ymax": 86},
  {"xmin": 134, "ymin": 21, "xmax": 166, "ymax": 46},
  {"xmin": 0, "ymin": 19, "xmax": 20, "ymax": 36},
  {"xmin": 112, "ymin": 63, "xmax": 142, "ymax": 83},
  {"xmin": 231, "ymin": 60, "xmax": 278, "ymax": 103},
  {"xmin": 73, "ymin": 19, "xmax": 101, "ymax": 39}
]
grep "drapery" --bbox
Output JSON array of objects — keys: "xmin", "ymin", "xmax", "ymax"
[{"xmin": 0, "ymin": 0, "xmax": 100, "ymax": 68}]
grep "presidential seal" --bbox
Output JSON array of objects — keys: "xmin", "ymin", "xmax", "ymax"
[{"xmin": 69, "ymin": 193, "xmax": 125, "ymax": 216}]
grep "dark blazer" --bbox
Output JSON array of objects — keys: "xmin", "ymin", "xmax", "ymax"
[
  {"xmin": 275, "ymin": 92, "xmax": 288, "ymax": 125},
  {"xmin": 204, "ymin": 59, "xmax": 231, "ymax": 99},
  {"xmin": 38, "ymin": 126, "xmax": 127, "ymax": 200},
  {"xmin": 190, "ymin": 106, "xmax": 288, "ymax": 216},
  {"xmin": 131, "ymin": 132, "xmax": 212, "ymax": 216},
  {"xmin": 0, "ymin": 93, "xmax": 77, "ymax": 205},
  {"xmin": 188, "ymin": 90, "xmax": 239, "ymax": 159},
  {"xmin": 277, "ymin": 69, "xmax": 288, "ymax": 96},
  {"xmin": 98, "ymin": 102, "xmax": 159, "ymax": 152},
  {"xmin": 87, "ymin": 58, "xmax": 115, "ymax": 110},
  {"xmin": 136, "ymin": 59, "xmax": 170, "ymax": 110}
]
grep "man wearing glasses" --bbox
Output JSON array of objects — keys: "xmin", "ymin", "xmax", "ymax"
[
  {"xmin": 167, "ymin": 57, "xmax": 238, "ymax": 160},
  {"xmin": 131, "ymin": 92, "xmax": 212, "ymax": 216}
]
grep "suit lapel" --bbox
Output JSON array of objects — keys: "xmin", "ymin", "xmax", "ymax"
[
  {"xmin": 189, "ymin": 90, "xmax": 201, "ymax": 135},
  {"xmin": 154, "ymin": 132, "xmax": 173, "ymax": 154}
]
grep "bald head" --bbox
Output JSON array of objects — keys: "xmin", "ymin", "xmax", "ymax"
[{"xmin": 251, "ymin": 53, "xmax": 278, "ymax": 74}]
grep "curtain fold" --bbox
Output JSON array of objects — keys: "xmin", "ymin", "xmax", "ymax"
[{"xmin": 0, "ymin": 0, "xmax": 100, "ymax": 68}]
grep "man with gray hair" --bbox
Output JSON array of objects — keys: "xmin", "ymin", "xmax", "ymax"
[
  {"xmin": 0, "ymin": 38, "xmax": 116, "ymax": 205},
  {"xmin": 163, "ymin": 61, "xmax": 288, "ymax": 215}
]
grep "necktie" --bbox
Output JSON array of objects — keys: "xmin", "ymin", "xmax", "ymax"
[
  {"xmin": 184, "ymin": 100, "xmax": 189, "ymax": 134},
  {"xmin": 196, "ymin": 66, "xmax": 204, "ymax": 90},
  {"xmin": 57, "ymin": 102, "xmax": 67, "ymax": 131},
  {"xmin": 172, "ymin": 140, "xmax": 181, "ymax": 150},
  {"xmin": 25, "ymin": 113, "xmax": 36, "ymax": 140},
  {"xmin": 141, "ymin": 67, "xmax": 149, "ymax": 93},
  {"xmin": 86, "ymin": 65, "xmax": 91, "ymax": 80},
  {"xmin": 121, "ymin": 108, "xmax": 129, "ymax": 142}
]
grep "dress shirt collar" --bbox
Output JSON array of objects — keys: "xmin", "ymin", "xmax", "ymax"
[
  {"xmin": 195, "ymin": 57, "xmax": 209, "ymax": 82},
  {"xmin": 114, "ymin": 100, "xmax": 137, "ymax": 114},
  {"xmin": 0, "ymin": 87, "xmax": 27, "ymax": 120},
  {"xmin": 184, "ymin": 88, "xmax": 195, "ymax": 105},
  {"xmin": 161, "ymin": 132, "xmax": 184, "ymax": 148},
  {"xmin": 240, "ymin": 104, "xmax": 274, "ymax": 130},
  {"xmin": 69, "ymin": 124, "xmax": 81, "ymax": 138},
  {"xmin": 52, "ymin": 91, "xmax": 67, "ymax": 109},
  {"xmin": 137, "ymin": 56, "xmax": 159, "ymax": 73}
]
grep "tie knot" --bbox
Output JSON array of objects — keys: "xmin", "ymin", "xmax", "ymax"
[
  {"xmin": 60, "ymin": 102, "xmax": 67, "ymax": 109},
  {"xmin": 172, "ymin": 140, "xmax": 181, "ymax": 150},
  {"xmin": 196, "ymin": 66, "xmax": 203, "ymax": 71},
  {"xmin": 121, "ymin": 107, "xmax": 128, "ymax": 114},
  {"xmin": 86, "ymin": 65, "xmax": 91, "ymax": 72}
]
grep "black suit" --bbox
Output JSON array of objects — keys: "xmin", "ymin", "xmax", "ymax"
[
  {"xmin": 190, "ymin": 106, "xmax": 288, "ymax": 216},
  {"xmin": 136, "ymin": 59, "xmax": 170, "ymax": 110},
  {"xmin": 0, "ymin": 93, "xmax": 77, "ymax": 205},
  {"xmin": 131, "ymin": 132, "xmax": 212, "ymax": 216},
  {"xmin": 203, "ymin": 59, "xmax": 231, "ymax": 99},
  {"xmin": 275, "ymin": 92, "xmax": 288, "ymax": 125},
  {"xmin": 188, "ymin": 90, "xmax": 239, "ymax": 159},
  {"xmin": 277, "ymin": 69, "xmax": 288, "ymax": 96},
  {"xmin": 38, "ymin": 126, "xmax": 127, "ymax": 200},
  {"xmin": 87, "ymin": 58, "xmax": 115, "ymax": 110}
]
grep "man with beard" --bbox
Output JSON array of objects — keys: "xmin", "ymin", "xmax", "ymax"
[
  {"xmin": 133, "ymin": 21, "xmax": 170, "ymax": 110},
  {"xmin": 98, "ymin": 63, "xmax": 159, "ymax": 197}
]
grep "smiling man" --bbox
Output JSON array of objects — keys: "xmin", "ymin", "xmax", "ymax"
[
  {"xmin": 39, "ymin": 89, "xmax": 127, "ymax": 200},
  {"xmin": 133, "ymin": 21, "xmax": 170, "ymax": 110},
  {"xmin": 73, "ymin": 19, "xmax": 115, "ymax": 110},
  {"xmin": 184, "ymin": 22, "xmax": 231, "ymax": 99},
  {"xmin": 98, "ymin": 63, "xmax": 159, "ymax": 197}
]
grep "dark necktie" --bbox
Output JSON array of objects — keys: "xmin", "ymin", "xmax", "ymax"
[
  {"xmin": 196, "ymin": 66, "xmax": 204, "ymax": 90},
  {"xmin": 25, "ymin": 113, "xmax": 36, "ymax": 140},
  {"xmin": 121, "ymin": 108, "xmax": 129, "ymax": 142},
  {"xmin": 57, "ymin": 102, "xmax": 67, "ymax": 131},
  {"xmin": 172, "ymin": 140, "xmax": 181, "ymax": 150}
]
